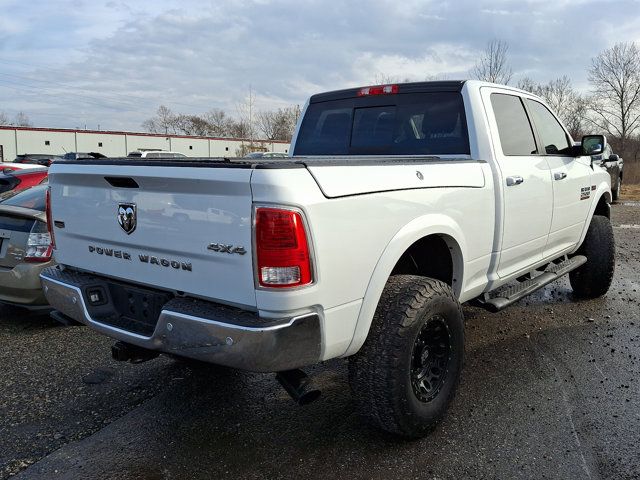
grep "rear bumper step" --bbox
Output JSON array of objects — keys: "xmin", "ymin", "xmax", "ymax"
[
  {"xmin": 479, "ymin": 255, "xmax": 587, "ymax": 312},
  {"xmin": 40, "ymin": 267, "xmax": 322, "ymax": 372}
]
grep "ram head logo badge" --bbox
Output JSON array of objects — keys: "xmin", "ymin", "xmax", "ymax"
[{"xmin": 117, "ymin": 203, "xmax": 137, "ymax": 235}]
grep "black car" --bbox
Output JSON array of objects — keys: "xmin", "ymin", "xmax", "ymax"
[
  {"xmin": 13, "ymin": 154, "xmax": 61, "ymax": 167},
  {"xmin": 60, "ymin": 152, "xmax": 107, "ymax": 161},
  {"xmin": 592, "ymin": 144, "xmax": 624, "ymax": 201}
]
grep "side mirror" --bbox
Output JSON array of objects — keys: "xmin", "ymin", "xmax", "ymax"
[
  {"xmin": 608, "ymin": 154, "xmax": 619, "ymax": 162},
  {"xmin": 581, "ymin": 135, "xmax": 606, "ymax": 156}
]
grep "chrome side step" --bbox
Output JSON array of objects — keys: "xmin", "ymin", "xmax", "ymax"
[{"xmin": 479, "ymin": 255, "xmax": 587, "ymax": 312}]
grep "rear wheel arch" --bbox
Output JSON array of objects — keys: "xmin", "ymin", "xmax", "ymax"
[
  {"xmin": 390, "ymin": 233, "xmax": 463, "ymax": 296},
  {"xmin": 344, "ymin": 226, "xmax": 466, "ymax": 357}
]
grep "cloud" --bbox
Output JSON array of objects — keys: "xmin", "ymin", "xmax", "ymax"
[
  {"xmin": 0, "ymin": 0, "xmax": 638, "ymax": 130},
  {"xmin": 353, "ymin": 46, "xmax": 477, "ymax": 83}
]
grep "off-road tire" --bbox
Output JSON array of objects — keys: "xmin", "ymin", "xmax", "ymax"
[
  {"xmin": 349, "ymin": 275, "xmax": 464, "ymax": 438},
  {"xmin": 569, "ymin": 215, "xmax": 615, "ymax": 298}
]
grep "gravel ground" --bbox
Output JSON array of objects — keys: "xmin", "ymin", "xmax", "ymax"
[{"xmin": 1, "ymin": 202, "xmax": 639, "ymax": 479}]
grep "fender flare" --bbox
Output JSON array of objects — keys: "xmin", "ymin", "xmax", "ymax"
[
  {"xmin": 343, "ymin": 214, "xmax": 466, "ymax": 357},
  {"xmin": 572, "ymin": 181, "xmax": 612, "ymax": 253}
]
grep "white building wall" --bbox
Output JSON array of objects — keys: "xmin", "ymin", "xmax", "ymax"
[
  {"xmin": 0, "ymin": 130, "xmax": 15, "ymax": 162},
  {"xmin": 0, "ymin": 127, "xmax": 290, "ymax": 161},
  {"xmin": 124, "ymin": 134, "xmax": 171, "ymax": 153},
  {"xmin": 76, "ymin": 132, "xmax": 127, "ymax": 156},
  {"xmin": 16, "ymin": 129, "xmax": 76, "ymax": 157},
  {"xmin": 169, "ymin": 137, "xmax": 209, "ymax": 157}
]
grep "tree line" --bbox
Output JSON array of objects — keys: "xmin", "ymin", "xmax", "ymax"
[
  {"xmin": 0, "ymin": 111, "xmax": 32, "ymax": 127},
  {"xmin": 142, "ymin": 104, "xmax": 301, "ymax": 142}
]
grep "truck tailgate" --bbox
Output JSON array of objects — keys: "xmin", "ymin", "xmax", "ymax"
[{"xmin": 48, "ymin": 163, "xmax": 256, "ymax": 308}]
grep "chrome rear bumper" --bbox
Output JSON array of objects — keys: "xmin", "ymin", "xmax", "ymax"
[{"xmin": 40, "ymin": 267, "xmax": 321, "ymax": 372}]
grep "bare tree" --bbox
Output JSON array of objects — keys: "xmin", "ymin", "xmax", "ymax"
[
  {"xmin": 424, "ymin": 73, "xmax": 450, "ymax": 81},
  {"xmin": 0, "ymin": 111, "xmax": 9, "ymax": 125},
  {"xmin": 142, "ymin": 105, "xmax": 178, "ymax": 134},
  {"xmin": 256, "ymin": 106, "xmax": 301, "ymax": 141},
  {"xmin": 373, "ymin": 73, "xmax": 412, "ymax": 84},
  {"xmin": 14, "ymin": 112, "xmax": 32, "ymax": 127},
  {"xmin": 175, "ymin": 115, "xmax": 211, "ymax": 136},
  {"xmin": 227, "ymin": 118, "xmax": 251, "ymax": 139},
  {"xmin": 587, "ymin": 41, "xmax": 640, "ymax": 153},
  {"xmin": 516, "ymin": 76, "xmax": 538, "ymax": 93},
  {"xmin": 516, "ymin": 76, "xmax": 586, "ymax": 138},
  {"xmin": 563, "ymin": 96, "xmax": 588, "ymax": 139},
  {"xmin": 235, "ymin": 87, "xmax": 256, "ymax": 143},
  {"xmin": 203, "ymin": 109, "xmax": 232, "ymax": 137},
  {"xmin": 472, "ymin": 39, "xmax": 513, "ymax": 85}
]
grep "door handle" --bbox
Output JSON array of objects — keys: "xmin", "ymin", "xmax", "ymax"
[
  {"xmin": 506, "ymin": 175, "xmax": 524, "ymax": 186},
  {"xmin": 554, "ymin": 172, "xmax": 567, "ymax": 181}
]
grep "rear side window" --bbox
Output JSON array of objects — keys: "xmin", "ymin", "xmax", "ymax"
[
  {"xmin": 526, "ymin": 100, "xmax": 571, "ymax": 155},
  {"xmin": 294, "ymin": 92, "xmax": 469, "ymax": 156},
  {"xmin": 491, "ymin": 93, "xmax": 537, "ymax": 156}
]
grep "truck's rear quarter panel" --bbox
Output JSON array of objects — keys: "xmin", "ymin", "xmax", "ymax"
[{"xmin": 251, "ymin": 161, "xmax": 495, "ymax": 357}]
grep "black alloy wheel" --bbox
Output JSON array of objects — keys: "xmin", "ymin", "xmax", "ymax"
[{"xmin": 411, "ymin": 315, "xmax": 452, "ymax": 403}]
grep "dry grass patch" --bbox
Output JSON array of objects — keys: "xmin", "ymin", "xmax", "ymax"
[{"xmin": 620, "ymin": 183, "xmax": 640, "ymax": 201}]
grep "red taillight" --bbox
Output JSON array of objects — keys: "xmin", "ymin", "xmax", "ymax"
[
  {"xmin": 24, "ymin": 220, "xmax": 52, "ymax": 262},
  {"xmin": 45, "ymin": 187, "xmax": 56, "ymax": 249},
  {"xmin": 357, "ymin": 84, "xmax": 399, "ymax": 96},
  {"xmin": 255, "ymin": 207, "xmax": 313, "ymax": 288}
]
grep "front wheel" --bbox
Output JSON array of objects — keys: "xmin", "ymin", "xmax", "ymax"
[
  {"xmin": 349, "ymin": 275, "xmax": 464, "ymax": 438},
  {"xmin": 569, "ymin": 215, "xmax": 615, "ymax": 298}
]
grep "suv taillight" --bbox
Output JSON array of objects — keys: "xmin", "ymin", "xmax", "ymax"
[
  {"xmin": 255, "ymin": 207, "xmax": 313, "ymax": 288},
  {"xmin": 45, "ymin": 187, "xmax": 56, "ymax": 249},
  {"xmin": 24, "ymin": 220, "xmax": 52, "ymax": 262}
]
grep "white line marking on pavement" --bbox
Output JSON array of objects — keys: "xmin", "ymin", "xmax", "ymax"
[{"xmin": 614, "ymin": 224, "xmax": 640, "ymax": 229}]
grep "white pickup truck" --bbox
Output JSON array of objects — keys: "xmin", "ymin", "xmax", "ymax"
[{"xmin": 41, "ymin": 80, "xmax": 615, "ymax": 437}]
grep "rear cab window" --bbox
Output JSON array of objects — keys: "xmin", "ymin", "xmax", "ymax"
[{"xmin": 294, "ymin": 89, "xmax": 470, "ymax": 156}]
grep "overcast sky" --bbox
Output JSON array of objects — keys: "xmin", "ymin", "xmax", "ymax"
[{"xmin": 1, "ymin": 0, "xmax": 639, "ymax": 131}]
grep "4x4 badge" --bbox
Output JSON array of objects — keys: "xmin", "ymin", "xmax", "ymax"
[{"xmin": 117, "ymin": 203, "xmax": 137, "ymax": 234}]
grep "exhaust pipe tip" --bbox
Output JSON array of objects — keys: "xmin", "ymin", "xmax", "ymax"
[
  {"xmin": 111, "ymin": 341, "xmax": 159, "ymax": 364},
  {"xmin": 276, "ymin": 369, "xmax": 321, "ymax": 406}
]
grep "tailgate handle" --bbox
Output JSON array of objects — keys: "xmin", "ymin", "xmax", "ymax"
[{"xmin": 104, "ymin": 176, "xmax": 139, "ymax": 188}]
